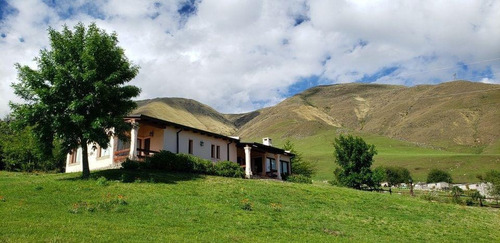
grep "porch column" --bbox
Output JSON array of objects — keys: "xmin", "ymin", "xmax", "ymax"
[
  {"xmin": 275, "ymin": 154, "xmax": 282, "ymax": 180},
  {"xmin": 129, "ymin": 122, "xmax": 139, "ymax": 160},
  {"xmin": 261, "ymin": 153, "xmax": 267, "ymax": 176},
  {"xmin": 244, "ymin": 145, "xmax": 252, "ymax": 179}
]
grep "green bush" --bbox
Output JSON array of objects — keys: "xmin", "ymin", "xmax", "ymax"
[
  {"xmin": 96, "ymin": 176, "xmax": 109, "ymax": 186},
  {"xmin": 427, "ymin": 169, "xmax": 453, "ymax": 183},
  {"xmin": 120, "ymin": 173, "xmax": 135, "ymax": 183},
  {"xmin": 213, "ymin": 161, "xmax": 244, "ymax": 178},
  {"xmin": 144, "ymin": 151, "xmax": 193, "ymax": 172},
  {"xmin": 286, "ymin": 174, "xmax": 312, "ymax": 184},
  {"xmin": 121, "ymin": 159, "xmax": 141, "ymax": 171}
]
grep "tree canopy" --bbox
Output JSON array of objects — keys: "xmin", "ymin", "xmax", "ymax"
[
  {"xmin": 333, "ymin": 134, "xmax": 377, "ymax": 189},
  {"xmin": 282, "ymin": 140, "xmax": 315, "ymax": 178},
  {"xmin": 426, "ymin": 169, "xmax": 453, "ymax": 183},
  {"xmin": 10, "ymin": 23, "xmax": 140, "ymax": 178}
]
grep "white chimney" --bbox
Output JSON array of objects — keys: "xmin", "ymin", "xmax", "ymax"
[{"xmin": 262, "ymin": 137, "xmax": 272, "ymax": 146}]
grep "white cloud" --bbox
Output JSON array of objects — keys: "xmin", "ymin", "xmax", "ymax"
[{"xmin": 1, "ymin": 0, "xmax": 499, "ymax": 117}]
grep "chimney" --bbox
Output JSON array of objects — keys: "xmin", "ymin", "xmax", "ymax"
[{"xmin": 262, "ymin": 137, "xmax": 272, "ymax": 146}]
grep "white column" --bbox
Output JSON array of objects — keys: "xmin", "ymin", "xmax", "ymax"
[
  {"xmin": 129, "ymin": 121, "xmax": 139, "ymax": 160},
  {"xmin": 244, "ymin": 145, "xmax": 252, "ymax": 179},
  {"xmin": 275, "ymin": 154, "xmax": 281, "ymax": 180}
]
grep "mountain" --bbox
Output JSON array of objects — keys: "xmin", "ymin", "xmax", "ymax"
[
  {"xmin": 132, "ymin": 81, "xmax": 500, "ymax": 182},
  {"xmin": 132, "ymin": 97, "xmax": 237, "ymax": 135},
  {"xmin": 237, "ymin": 81, "xmax": 500, "ymax": 153}
]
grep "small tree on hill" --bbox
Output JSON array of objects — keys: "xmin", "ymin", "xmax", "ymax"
[
  {"xmin": 333, "ymin": 134, "xmax": 377, "ymax": 189},
  {"xmin": 380, "ymin": 166, "xmax": 412, "ymax": 187},
  {"xmin": 282, "ymin": 140, "xmax": 315, "ymax": 177},
  {"xmin": 10, "ymin": 23, "xmax": 140, "ymax": 178},
  {"xmin": 484, "ymin": 170, "xmax": 500, "ymax": 204},
  {"xmin": 426, "ymin": 169, "xmax": 453, "ymax": 183}
]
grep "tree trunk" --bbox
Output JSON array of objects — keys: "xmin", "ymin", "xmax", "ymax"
[{"xmin": 81, "ymin": 140, "xmax": 90, "ymax": 178}]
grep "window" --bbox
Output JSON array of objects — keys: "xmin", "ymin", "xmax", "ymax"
[
  {"xmin": 69, "ymin": 150, "xmax": 77, "ymax": 164},
  {"xmin": 216, "ymin": 146, "xmax": 220, "ymax": 159},
  {"xmin": 99, "ymin": 144, "xmax": 111, "ymax": 158},
  {"xmin": 266, "ymin": 158, "xmax": 276, "ymax": 172},
  {"xmin": 281, "ymin": 161, "xmax": 289, "ymax": 174},
  {"xmin": 188, "ymin": 139, "xmax": 193, "ymax": 154},
  {"xmin": 117, "ymin": 138, "xmax": 130, "ymax": 151},
  {"xmin": 211, "ymin": 144, "xmax": 215, "ymax": 158}
]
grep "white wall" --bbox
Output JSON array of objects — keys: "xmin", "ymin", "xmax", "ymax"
[
  {"xmin": 65, "ymin": 137, "xmax": 115, "ymax": 173},
  {"xmin": 163, "ymin": 126, "xmax": 237, "ymax": 162}
]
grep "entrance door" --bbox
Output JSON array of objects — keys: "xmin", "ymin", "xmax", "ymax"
[
  {"xmin": 144, "ymin": 138, "xmax": 151, "ymax": 155},
  {"xmin": 253, "ymin": 157, "xmax": 262, "ymax": 174}
]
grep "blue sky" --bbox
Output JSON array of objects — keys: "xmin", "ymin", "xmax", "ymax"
[{"xmin": 0, "ymin": 0, "xmax": 499, "ymax": 116}]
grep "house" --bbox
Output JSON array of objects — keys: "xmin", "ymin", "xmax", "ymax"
[{"xmin": 66, "ymin": 114, "xmax": 294, "ymax": 180}]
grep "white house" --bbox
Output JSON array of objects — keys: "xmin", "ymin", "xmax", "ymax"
[{"xmin": 66, "ymin": 114, "xmax": 294, "ymax": 180}]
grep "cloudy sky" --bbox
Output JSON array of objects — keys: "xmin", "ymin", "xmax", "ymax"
[{"xmin": 1, "ymin": 0, "xmax": 499, "ymax": 117}]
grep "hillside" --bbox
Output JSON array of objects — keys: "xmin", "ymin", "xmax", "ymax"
[
  {"xmin": 132, "ymin": 97, "xmax": 237, "ymax": 135},
  {"xmin": 132, "ymin": 81, "xmax": 500, "ymax": 182},
  {"xmin": 237, "ymin": 81, "xmax": 500, "ymax": 153},
  {"xmin": 1, "ymin": 171, "xmax": 499, "ymax": 242}
]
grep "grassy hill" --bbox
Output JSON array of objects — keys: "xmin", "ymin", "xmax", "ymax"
[
  {"xmin": 1, "ymin": 170, "xmax": 499, "ymax": 242},
  {"xmin": 132, "ymin": 81, "xmax": 500, "ymax": 183}
]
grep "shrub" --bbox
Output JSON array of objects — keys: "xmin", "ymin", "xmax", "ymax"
[
  {"xmin": 286, "ymin": 174, "xmax": 312, "ymax": 184},
  {"xmin": 214, "ymin": 161, "xmax": 244, "ymax": 178},
  {"xmin": 121, "ymin": 159, "xmax": 141, "ymax": 171},
  {"xmin": 120, "ymin": 173, "xmax": 135, "ymax": 183},
  {"xmin": 96, "ymin": 176, "xmax": 109, "ymax": 186},
  {"xmin": 427, "ymin": 169, "xmax": 453, "ymax": 183},
  {"xmin": 144, "ymin": 151, "xmax": 193, "ymax": 172},
  {"xmin": 420, "ymin": 191, "xmax": 439, "ymax": 201}
]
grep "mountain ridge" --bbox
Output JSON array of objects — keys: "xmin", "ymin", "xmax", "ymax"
[{"xmin": 132, "ymin": 80, "xmax": 500, "ymax": 152}]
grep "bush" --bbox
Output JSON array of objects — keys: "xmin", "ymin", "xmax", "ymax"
[
  {"xmin": 144, "ymin": 151, "xmax": 193, "ymax": 172},
  {"xmin": 213, "ymin": 161, "xmax": 244, "ymax": 178},
  {"xmin": 120, "ymin": 173, "xmax": 135, "ymax": 183},
  {"xmin": 427, "ymin": 169, "xmax": 453, "ymax": 183},
  {"xmin": 96, "ymin": 176, "xmax": 109, "ymax": 186},
  {"xmin": 121, "ymin": 159, "xmax": 141, "ymax": 171},
  {"xmin": 286, "ymin": 174, "xmax": 312, "ymax": 184}
]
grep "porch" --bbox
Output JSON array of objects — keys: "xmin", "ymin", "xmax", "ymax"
[
  {"xmin": 237, "ymin": 142, "xmax": 292, "ymax": 180},
  {"xmin": 113, "ymin": 119, "xmax": 165, "ymax": 163}
]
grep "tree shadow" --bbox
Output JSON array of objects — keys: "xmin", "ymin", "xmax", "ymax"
[{"xmin": 61, "ymin": 169, "xmax": 206, "ymax": 184}]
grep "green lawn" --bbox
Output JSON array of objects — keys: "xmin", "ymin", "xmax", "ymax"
[
  {"xmin": 1, "ymin": 170, "xmax": 499, "ymax": 242},
  {"xmin": 267, "ymin": 129, "xmax": 500, "ymax": 183}
]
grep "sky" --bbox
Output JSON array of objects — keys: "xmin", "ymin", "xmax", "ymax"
[{"xmin": 0, "ymin": 0, "xmax": 499, "ymax": 117}]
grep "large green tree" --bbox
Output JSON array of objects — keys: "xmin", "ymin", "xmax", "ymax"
[
  {"xmin": 10, "ymin": 23, "xmax": 140, "ymax": 178},
  {"xmin": 333, "ymin": 134, "xmax": 377, "ymax": 189}
]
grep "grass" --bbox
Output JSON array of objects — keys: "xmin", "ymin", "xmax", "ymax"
[
  {"xmin": 258, "ymin": 129, "xmax": 500, "ymax": 183},
  {"xmin": 1, "ymin": 170, "xmax": 500, "ymax": 242}
]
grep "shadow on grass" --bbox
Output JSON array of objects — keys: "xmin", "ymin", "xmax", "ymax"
[{"xmin": 62, "ymin": 169, "xmax": 206, "ymax": 184}]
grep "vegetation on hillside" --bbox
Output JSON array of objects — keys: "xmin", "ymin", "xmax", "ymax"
[
  {"xmin": 1, "ymin": 170, "xmax": 499, "ymax": 242},
  {"xmin": 427, "ymin": 169, "xmax": 453, "ymax": 183},
  {"xmin": 333, "ymin": 135, "xmax": 379, "ymax": 189}
]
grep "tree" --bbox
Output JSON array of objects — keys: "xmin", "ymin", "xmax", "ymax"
[
  {"xmin": 282, "ymin": 140, "xmax": 315, "ymax": 177},
  {"xmin": 380, "ymin": 166, "xmax": 412, "ymax": 187},
  {"xmin": 10, "ymin": 23, "xmax": 140, "ymax": 178},
  {"xmin": 333, "ymin": 134, "xmax": 377, "ymax": 189},
  {"xmin": 484, "ymin": 170, "xmax": 500, "ymax": 203},
  {"xmin": 426, "ymin": 169, "xmax": 453, "ymax": 183}
]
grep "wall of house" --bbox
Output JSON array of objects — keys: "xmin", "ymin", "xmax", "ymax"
[
  {"xmin": 65, "ymin": 137, "xmax": 115, "ymax": 173},
  {"xmin": 163, "ymin": 126, "xmax": 238, "ymax": 162}
]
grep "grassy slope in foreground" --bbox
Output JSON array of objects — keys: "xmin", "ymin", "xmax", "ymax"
[{"xmin": 1, "ymin": 171, "xmax": 499, "ymax": 242}]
